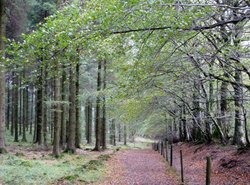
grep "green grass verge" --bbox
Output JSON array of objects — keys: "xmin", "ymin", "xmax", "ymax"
[{"xmin": 0, "ymin": 152, "xmax": 108, "ymax": 185}]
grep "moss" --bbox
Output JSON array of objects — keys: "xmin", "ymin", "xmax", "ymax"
[
  {"xmin": 15, "ymin": 152, "xmax": 25, "ymax": 157},
  {"xmin": 0, "ymin": 147, "xmax": 7, "ymax": 154},
  {"xmin": 61, "ymin": 174, "xmax": 79, "ymax": 181},
  {"xmin": 82, "ymin": 160, "xmax": 104, "ymax": 170},
  {"xmin": 98, "ymin": 154, "xmax": 111, "ymax": 161}
]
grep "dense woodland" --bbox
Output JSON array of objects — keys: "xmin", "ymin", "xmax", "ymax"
[{"xmin": 0, "ymin": 0, "xmax": 250, "ymax": 158}]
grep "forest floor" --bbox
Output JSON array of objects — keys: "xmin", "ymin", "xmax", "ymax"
[
  {"xmin": 172, "ymin": 143, "xmax": 250, "ymax": 185},
  {"xmin": 96, "ymin": 149, "xmax": 180, "ymax": 185},
  {"xmin": 1, "ymin": 140, "xmax": 250, "ymax": 185},
  {"xmin": 0, "ymin": 143, "xmax": 116, "ymax": 185}
]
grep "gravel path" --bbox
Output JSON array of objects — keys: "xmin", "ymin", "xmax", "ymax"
[{"xmin": 98, "ymin": 149, "xmax": 179, "ymax": 185}]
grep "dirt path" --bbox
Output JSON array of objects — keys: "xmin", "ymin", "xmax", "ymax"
[{"xmin": 97, "ymin": 149, "xmax": 179, "ymax": 185}]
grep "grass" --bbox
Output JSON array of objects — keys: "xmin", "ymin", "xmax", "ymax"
[
  {"xmin": 0, "ymin": 152, "xmax": 107, "ymax": 185},
  {"xmin": 1, "ymin": 131, "xmax": 112, "ymax": 184}
]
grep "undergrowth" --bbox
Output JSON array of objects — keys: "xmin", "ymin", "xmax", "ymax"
[{"xmin": 0, "ymin": 152, "xmax": 107, "ymax": 185}]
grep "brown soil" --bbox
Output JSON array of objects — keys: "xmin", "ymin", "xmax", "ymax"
[{"xmin": 172, "ymin": 143, "xmax": 250, "ymax": 185}]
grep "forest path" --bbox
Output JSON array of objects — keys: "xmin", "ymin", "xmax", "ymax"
[{"xmin": 97, "ymin": 149, "xmax": 180, "ymax": 185}]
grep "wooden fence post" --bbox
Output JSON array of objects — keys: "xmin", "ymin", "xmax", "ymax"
[
  {"xmin": 166, "ymin": 142, "xmax": 168, "ymax": 161},
  {"xmin": 206, "ymin": 156, "xmax": 211, "ymax": 185},
  {"xmin": 180, "ymin": 150, "xmax": 184, "ymax": 184},
  {"xmin": 161, "ymin": 141, "xmax": 164, "ymax": 155},
  {"xmin": 170, "ymin": 144, "xmax": 173, "ymax": 166}
]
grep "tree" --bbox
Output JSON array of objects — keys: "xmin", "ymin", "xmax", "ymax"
[{"xmin": 0, "ymin": 0, "xmax": 6, "ymax": 153}]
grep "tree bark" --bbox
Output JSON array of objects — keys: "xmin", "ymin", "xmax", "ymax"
[
  {"xmin": 85, "ymin": 98, "xmax": 92, "ymax": 144},
  {"xmin": 22, "ymin": 70, "xmax": 28, "ymax": 142},
  {"xmin": 75, "ymin": 63, "xmax": 81, "ymax": 148},
  {"xmin": 66, "ymin": 65, "xmax": 76, "ymax": 153},
  {"xmin": 124, "ymin": 125, "xmax": 127, "ymax": 145},
  {"xmin": 35, "ymin": 70, "xmax": 43, "ymax": 145},
  {"xmin": 93, "ymin": 61, "xmax": 102, "ymax": 151},
  {"xmin": 13, "ymin": 73, "xmax": 19, "ymax": 142},
  {"xmin": 0, "ymin": 0, "xmax": 6, "ymax": 153},
  {"xmin": 60, "ymin": 66, "xmax": 67, "ymax": 149},
  {"xmin": 233, "ymin": 70, "xmax": 246, "ymax": 146},
  {"xmin": 53, "ymin": 76, "xmax": 61, "ymax": 156},
  {"xmin": 101, "ymin": 60, "xmax": 107, "ymax": 149}
]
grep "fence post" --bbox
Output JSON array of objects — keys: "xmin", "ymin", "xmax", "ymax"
[
  {"xmin": 206, "ymin": 156, "xmax": 211, "ymax": 185},
  {"xmin": 165, "ymin": 142, "xmax": 168, "ymax": 161},
  {"xmin": 161, "ymin": 141, "xmax": 164, "ymax": 155},
  {"xmin": 180, "ymin": 150, "xmax": 184, "ymax": 184},
  {"xmin": 170, "ymin": 144, "xmax": 173, "ymax": 166}
]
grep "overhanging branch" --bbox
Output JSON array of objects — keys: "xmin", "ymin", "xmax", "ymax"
[{"xmin": 112, "ymin": 14, "xmax": 250, "ymax": 34}]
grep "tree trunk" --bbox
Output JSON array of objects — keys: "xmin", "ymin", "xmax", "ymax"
[
  {"xmin": 22, "ymin": 70, "xmax": 28, "ymax": 142},
  {"xmin": 66, "ymin": 65, "xmax": 76, "ymax": 153},
  {"xmin": 35, "ymin": 70, "xmax": 43, "ymax": 145},
  {"xmin": 53, "ymin": 76, "xmax": 61, "ymax": 156},
  {"xmin": 0, "ymin": 0, "xmax": 6, "ymax": 152},
  {"xmin": 233, "ymin": 70, "xmax": 246, "ymax": 146},
  {"xmin": 13, "ymin": 73, "xmax": 19, "ymax": 142},
  {"xmin": 60, "ymin": 66, "xmax": 67, "ymax": 149},
  {"xmin": 118, "ymin": 122, "xmax": 122, "ymax": 142},
  {"xmin": 220, "ymin": 75, "xmax": 229, "ymax": 140},
  {"xmin": 85, "ymin": 98, "xmax": 92, "ymax": 144},
  {"xmin": 43, "ymin": 69, "xmax": 47, "ymax": 148},
  {"xmin": 6, "ymin": 77, "xmax": 10, "ymax": 130},
  {"xmin": 93, "ymin": 61, "xmax": 102, "ymax": 151},
  {"xmin": 101, "ymin": 60, "xmax": 107, "ymax": 149},
  {"xmin": 75, "ymin": 63, "xmax": 81, "ymax": 148},
  {"xmin": 124, "ymin": 125, "xmax": 127, "ymax": 145},
  {"xmin": 192, "ymin": 80, "xmax": 201, "ymax": 141}
]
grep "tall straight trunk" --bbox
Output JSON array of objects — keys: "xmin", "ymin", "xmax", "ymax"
[
  {"xmin": 11, "ymin": 75, "xmax": 14, "ymax": 136},
  {"xmin": 0, "ymin": 0, "xmax": 6, "ymax": 152},
  {"xmin": 13, "ymin": 73, "xmax": 19, "ymax": 142},
  {"xmin": 85, "ymin": 104, "xmax": 88, "ymax": 142},
  {"xmin": 43, "ymin": 70, "xmax": 48, "ymax": 148},
  {"xmin": 220, "ymin": 74, "xmax": 229, "ymax": 139},
  {"xmin": 118, "ymin": 122, "xmax": 122, "ymax": 142},
  {"xmin": 192, "ymin": 80, "xmax": 201, "ymax": 141},
  {"xmin": 182, "ymin": 104, "xmax": 188, "ymax": 141},
  {"xmin": 6, "ymin": 77, "xmax": 10, "ymax": 130},
  {"xmin": 19, "ymin": 78, "xmax": 22, "ymax": 136},
  {"xmin": 60, "ymin": 67, "xmax": 67, "ymax": 148},
  {"xmin": 66, "ymin": 65, "xmax": 76, "ymax": 153},
  {"xmin": 111, "ymin": 119, "xmax": 116, "ymax": 146},
  {"xmin": 233, "ymin": 70, "xmax": 246, "ymax": 146},
  {"xmin": 30, "ymin": 87, "xmax": 34, "ymax": 134},
  {"xmin": 53, "ymin": 76, "xmax": 61, "ymax": 156},
  {"xmin": 22, "ymin": 70, "xmax": 28, "ymax": 142},
  {"xmin": 124, "ymin": 125, "xmax": 127, "ymax": 145},
  {"xmin": 93, "ymin": 62, "xmax": 102, "ymax": 151},
  {"xmin": 85, "ymin": 98, "xmax": 92, "ymax": 144},
  {"xmin": 75, "ymin": 63, "xmax": 81, "ymax": 148},
  {"xmin": 35, "ymin": 70, "xmax": 43, "ymax": 145},
  {"xmin": 102, "ymin": 60, "xmax": 107, "ymax": 149},
  {"xmin": 205, "ymin": 101, "xmax": 212, "ymax": 143}
]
